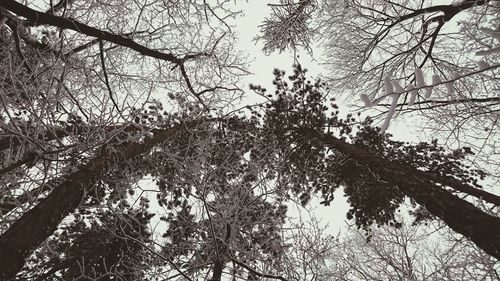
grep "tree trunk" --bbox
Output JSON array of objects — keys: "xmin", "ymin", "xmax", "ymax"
[
  {"xmin": 209, "ymin": 260, "xmax": 225, "ymax": 281},
  {"xmin": 0, "ymin": 121, "xmax": 203, "ymax": 280},
  {"xmin": 303, "ymin": 128, "xmax": 500, "ymax": 260},
  {"xmin": 416, "ymin": 170, "xmax": 500, "ymax": 206}
]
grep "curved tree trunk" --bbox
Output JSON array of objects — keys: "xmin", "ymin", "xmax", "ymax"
[
  {"xmin": 0, "ymin": 121, "xmax": 204, "ymax": 280},
  {"xmin": 303, "ymin": 128, "xmax": 500, "ymax": 260}
]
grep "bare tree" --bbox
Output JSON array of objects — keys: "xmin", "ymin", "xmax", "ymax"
[
  {"xmin": 257, "ymin": 0, "xmax": 500, "ymax": 179},
  {"xmin": 274, "ymin": 209, "xmax": 500, "ymax": 280},
  {"xmin": 326, "ymin": 217, "xmax": 500, "ymax": 281}
]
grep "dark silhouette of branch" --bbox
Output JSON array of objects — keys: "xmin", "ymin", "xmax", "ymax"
[
  {"xmin": 98, "ymin": 40, "xmax": 120, "ymax": 113},
  {"xmin": 384, "ymin": 0, "xmax": 489, "ymax": 30},
  {"xmin": 232, "ymin": 259, "xmax": 288, "ymax": 281},
  {"xmin": 0, "ymin": 151, "xmax": 37, "ymax": 176},
  {"xmin": 0, "ymin": 1, "xmax": 181, "ymax": 63},
  {"xmin": 0, "ymin": 176, "xmax": 55, "ymax": 215},
  {"xmin": 46, "ymin": 0, "xmax": 71, "ymax": 14},
  {"xmin": 419, "ymin": 20, "xmax": 444, "ymax": 68},
  {"xmin": 416, "ymin": 170, "xmax": 500, "ymax": 206},
  {"xmin": 0, "ymin": 0, "xmax": 218, "ymax": 102}
]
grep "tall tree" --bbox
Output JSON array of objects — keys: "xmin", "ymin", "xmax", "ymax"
[
  {"xmin": 248, "ymin": 65, "xmax": 500, "ymax": 259},
  {"xmin": 0, "ymin": 0, "xmax": 245, "ymax": 223},
  {"xmin": 1, "ymin": 1, "xmax": 500, "ymax": 279},
  {"xmin": 0, "ymin": 0, "xmax": 246, "ymax": 279},
  {"xmin": 1, "ymin": 63, "xmax": 499, "ymax": 279}
]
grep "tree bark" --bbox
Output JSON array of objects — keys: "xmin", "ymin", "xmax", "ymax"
[
  {"xmin": 0, "ymin": 120, "xmax": 204, "ymax": 280},
  {"xmin": 209, "ymin": 260, "xmax": 225, "ymax": 281},
  {"xmin": 0, "ymin": 176, "xmax": 53, "ymax": 215},
  {"xmin": 302, "ymin": 128, "xmax": 500, "ymax": 260},
  {"xmin": 417, "ymin": 170, "xmax": 500, "ymax": 206}
]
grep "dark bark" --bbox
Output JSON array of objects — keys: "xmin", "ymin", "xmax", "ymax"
[
  {"xmin": 386, "ymin": 0, "xmax": 490, "ymax": 29},
  {"xmin": 0, "ymin": 1, "xmax": 214, "ymax": 100},
  {"xmin": 0, "ymin": 124, "xmax": 141, "ymax": 152},
  {"xmin": 232, "ymin": 259, "xmax": 288, "ymax": 281},
  {"xmin": 0, "ymin": 120, "xmax": 205, "ymax": 280},
  {"xmin": 417, "ymin": 171, "xmax": 500, "ymax": 206},
  {"xmin": 0, "ymin": 125, "xmax": 81, "ymax": 152},
  {"xmin": 0, "ymin": 178, "xmax": 55, "ymax": 215},
  {"xmin": 209, "ymin": 260, "xmax": 224, "ymax": 281},
  {"xmin": 301, "ymin": 128, "xmax": 500, "ymax": 260},
  {"xmin": 0, "ymin": 152, "xmax": 37, "ymax": 176},
  {"xmin": 208, "ymin": 224, "xmax": 231, "ymax": 281}
]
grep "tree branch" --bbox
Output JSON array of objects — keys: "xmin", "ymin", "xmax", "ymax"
[
  {"xmin": 0, "ymin": 0, "xmax": 218, "ymax": 102},
  {"xmin": 299, "ymin": 128, "xmax": 500, "ymax": 260},
  {"xmin": 232, "ymin": 259, "xmax": 288, "ymax": 281},
  {"xmin": 0, "ymin": 119, "xmax": 214, "ymax": 280}
]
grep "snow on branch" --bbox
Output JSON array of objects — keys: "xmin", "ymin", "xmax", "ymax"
[
  {"xmin": 358, "ymin": 22, "xmax": 500, "ymax": 133},
  {"xmin": 360, "ymin": 62, "xmax": 499, "ymax": 133},
  {"xmin": 476, "ymin": 27, "xmax": 500, "ymax": 56}
]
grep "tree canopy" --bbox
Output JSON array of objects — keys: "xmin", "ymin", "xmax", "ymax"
[
  {"xmin": 0, "ymin": 1, "xmax": 499, "ymax": 280},
  {"xmin": 258, "ymin": 0, "xmax": 500, "ymax": 179}
]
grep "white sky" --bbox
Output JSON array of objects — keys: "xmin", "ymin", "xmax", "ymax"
[{"xmin": 232, "ymin": 2, "xmax": 327, "ymax": 98}]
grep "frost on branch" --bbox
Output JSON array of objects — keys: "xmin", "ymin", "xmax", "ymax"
[
  {"xmin": 415, "ymin": 68, "xmax": 425, "ymax": 88},
  {"xmin": 360, "ymin": 94, "xmax": 373, "ymax": 107},
  {"xmin": 257, "ymin": 0, "xmax": 316, "ymax": 54},
  {"xmin": 360, "ymin": 60, "xmax": 497, "ymax": 133},
  {"xmin": 380, "ymin": 81, "xmax": 402, "ymax": 133},
  {"xmin": 444, "ymin": 81, "xmax": 454, "ymax": 96},
  {"xmin": 477, "ymin": 60, "xmax": 490, "ymax": 71},
  {"xmin": 407, "ymin": 84, "xmax": 417, "ymax": 106},
  {"xmin": 476, "ymin": 27, "xmax": 500, "ymax": 56},
  {"xmin": 383, "ymin": 76, "xmax": 394, "ymax": 94},
  {"xmin": 432, "ymin": 74, "xmax": 442, "ymax": 86},
  {"xmin": 392, "ymin": 80, "xmax": 404, "ymax": 94}
]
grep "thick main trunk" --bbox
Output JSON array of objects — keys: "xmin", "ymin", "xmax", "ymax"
[
  {"xmin": 209, "ymin": 260, "xmax": 225, "ymax": 281},
  {"xmin": 0, "ymin": 121, "xmax": 201, "ymax": 280},
  {"xmin": 417, "ymin": 170, "xmax": 500, "ymax": 206},
  {"xmin": 304, "ymin": 129, "xmax": 500, "ymax": 260}
]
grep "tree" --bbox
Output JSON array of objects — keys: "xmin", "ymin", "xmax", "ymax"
[
  {"xmin": 4, "ymin": 113, "xmax": 294, "ymax": 280},
  {"xmin": 0, "ymin": 0, "xmax": 246, "ymax": 279},
  {"xmin": 280, "ymin": 213, "xmax": 500, "ymax": 280},
  {"xmin": 0, "ymin": 62, "xmax": 498, "ymax": 279},
  {"xmin": 257, "ymin": 0, "xmax": 500, "ymax": 178},
  {"xmin": 247, "ymin": 64, "xmax": 500, "ymax": 259},
  {"xmin": 1, "ymin": 1, "xmax": 500, "ymax": 279},
  {"xmin": 17, "ymin": 207, "xmax": 155, "ymax": 280},
  {"xmin": 139, "ymin": 118, "xmax": 291, "ymax": 280}
]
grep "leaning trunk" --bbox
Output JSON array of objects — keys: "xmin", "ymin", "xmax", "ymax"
[
  {"xmin": 0, "ymin": 121, "xmax": 203, "ymax": 280},
  {"xmin": 303, "ymin": 128, "xmax": 500, "ymax": 260}
]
